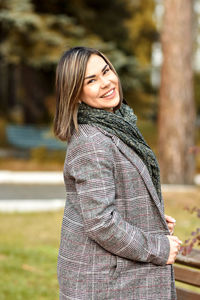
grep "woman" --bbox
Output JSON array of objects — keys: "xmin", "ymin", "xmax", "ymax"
[{"xmin": 54, "ymin": 46, "xmax": 181, "ymax": 300}]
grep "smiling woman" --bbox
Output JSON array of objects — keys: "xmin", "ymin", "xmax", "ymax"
[
  {"xmin": 54, "ymin": 47, "xmax": 181, "ymax": 300},
  {"xmin": 80, "ymin": 55, "xmax": 120, "ymax": 112},
  {"xmin": 54, "ymin": 47, "xmax": 123, "ymax": 142}
]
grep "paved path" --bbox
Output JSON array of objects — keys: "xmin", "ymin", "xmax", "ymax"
[
  {"xmin": 0, "ymin": 171, "xmax": 66, "ymax": 212},
  {"xmin": 0, "ymin": 171, "xmax": 199, "ymax": 212},
  {"xmin": 0, "ymin": 183, "xmax": 66, "ymax": 212},
  {"xmin": 0, "ymin": 183, "xmax": 66, "ymax": 200}
]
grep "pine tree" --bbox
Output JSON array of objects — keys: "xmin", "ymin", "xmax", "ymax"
[{"xmin": 0, "ymin": 0, "xmax": 157, "ymax": 123}]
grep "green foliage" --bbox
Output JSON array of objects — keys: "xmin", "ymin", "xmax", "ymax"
[
  {"xmin": 59, "ymin": 0, "xmax": 131, "ymax": 52},
  {"xmin": 0, "ymin": 0, "xmax": 154, "ymax": 85},
  {"xmin": 0, "ymin": 0, "xmax": 131, "ymax": 69},
  {"xmin": 0, "ymin": 0, "xmax": 99, "ymax": 66},
  {"xmin": 125, "ymin": 0, "xmax": 157, "ymax": 66},
  {"xmin": 0, "ymin": 0, "xmax": 158, "ymax": 123}
]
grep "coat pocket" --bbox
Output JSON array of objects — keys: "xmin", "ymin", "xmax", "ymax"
[
  {"xmin": 111, "ymin": 256, "xmax": 125, "ymax": 279},
  {"xmin": 111, "ymin": 256, "xmax": 154, "ymax": 279}
]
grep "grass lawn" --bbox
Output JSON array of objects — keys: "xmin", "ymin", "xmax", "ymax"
[
  {"xmin": 0, "ymin": 211, "xmax": 63, "ymax": 300},
  {"xmin": 163, "ymin": 187, "xmax": 200, "ymax": 242},
  {"xmin": 0, "ymin": 188, "xmax": 200, "ymax": 299},
  {"xmin": 163, "ymin": 187, "xmax": 200, "ymax": 295}
]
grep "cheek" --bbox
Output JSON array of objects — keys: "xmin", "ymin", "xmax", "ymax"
[
  {"xmin": 111, "ymin": 74, "xmax": 119, "ymax": 87},
  {"xmin": 84, "ymin": 86, "xmax": 99, "ymax": 99}
]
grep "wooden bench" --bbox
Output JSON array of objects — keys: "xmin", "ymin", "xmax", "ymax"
[{"xmin": 174, "ymin": 249, "xmax": 200, "ymax": 300}]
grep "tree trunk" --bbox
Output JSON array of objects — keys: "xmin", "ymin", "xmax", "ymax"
[
  {"xmin": 158, "ymin": 0, "xmax": 196, "ymax": 184},
  {"xmin": 20, "ymin": 64, "xmax": 48, "ymax": 124}
]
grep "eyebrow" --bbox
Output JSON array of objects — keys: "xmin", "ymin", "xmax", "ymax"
[{"xmin": 84, "ymin": 64, "xmax": 108, "ymax": 80}]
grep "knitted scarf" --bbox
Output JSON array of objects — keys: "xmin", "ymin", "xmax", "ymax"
[{"xmin": 78, "ymin": 102, "xmax": 162, "ymax": 201}]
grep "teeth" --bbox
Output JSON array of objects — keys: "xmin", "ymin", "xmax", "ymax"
[{"xmin": 103, "ymin": 89, "xmax": 114, "ymax": 97}]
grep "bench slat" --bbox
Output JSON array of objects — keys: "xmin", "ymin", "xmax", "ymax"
[
  {"xmin": 176, "ymin": 287, "xmax": 200, "ymax": 300},
  {"xmin": 174, "ymin": 265, "xmax": 200, "ymax": 287},
  {"xmin": 176, "ymin": 250, "xmax": 200, "ymax": 268}
]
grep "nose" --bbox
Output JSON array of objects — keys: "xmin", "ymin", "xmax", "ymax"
[{"xmin": 100, "ymin": 76, "xmax": 110, "ymax": 88}]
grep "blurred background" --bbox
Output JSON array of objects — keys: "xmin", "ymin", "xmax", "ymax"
[
  {"xmin": 0, "ymin": 0, "xmax": 200, "ymax": 299},
  {"xmin": 0, "ymin": 0, "xmax": 200, "ymax": 178}
]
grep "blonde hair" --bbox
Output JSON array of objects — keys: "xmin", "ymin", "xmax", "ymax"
[{"xmin": 54, "ymin": 47, "xmax": 123, "ymax": 141}]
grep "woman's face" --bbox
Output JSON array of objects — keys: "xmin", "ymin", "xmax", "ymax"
[{"xmin": 79, "ymin": 54, "xmax": 120, "ymax": 112}]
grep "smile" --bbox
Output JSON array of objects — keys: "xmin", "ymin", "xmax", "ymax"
[{"xmin": 101, "ymin": 88, "xmax": 115, "ymax": 98}]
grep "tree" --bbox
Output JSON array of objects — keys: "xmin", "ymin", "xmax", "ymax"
[
  {"xmin": 158, "ymin": 0, "xmax": 196, "ymax": 184},
  {"xmin": 0, "ymin": 0, "xmax": 140, "ymax": 123},
  {"xmin": 0, "ymin": 0, "xmax": 158, "ymax": 124},
  {"xmin": 125, "ymin": 0, "xmax": 157, "ymax": 66}
]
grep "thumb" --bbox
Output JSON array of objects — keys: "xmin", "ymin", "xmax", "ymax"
[{"xmin": 165, "ymin": 215, "xmax": 176, "ymax": 223}]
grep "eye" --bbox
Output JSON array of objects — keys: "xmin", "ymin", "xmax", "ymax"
[
  {"xmin": 103, "ymin": 67, "xmax": 110, "ymax": 75},
  {"xmin": 87, "ymin": 78, "xmax": 95, "ymax": 84}
]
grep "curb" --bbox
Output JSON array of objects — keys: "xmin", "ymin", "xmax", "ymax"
[
  {"xmin": 0, "ymin": 171, "xmax": 199, "ymax": 213},
  {"xmin": 0, "ymin": 199, "xmax": 65, "ymax": 212},
  {"xmin": 0, "ymin": 171, "xmax": 64, "ymax": 184},
  {"xmin": 0, "ymin": 170, "xmax": 199, "ymax": 186}
]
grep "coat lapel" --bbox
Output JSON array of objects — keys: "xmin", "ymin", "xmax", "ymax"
[{"xmin": 97, "ymin": 128, "xmax": 169, "ymax": 231}]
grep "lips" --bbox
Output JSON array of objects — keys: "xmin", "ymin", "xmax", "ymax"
[{"xmin": 101, "ymin": 88, "xmax": 115, "ymax": 98}]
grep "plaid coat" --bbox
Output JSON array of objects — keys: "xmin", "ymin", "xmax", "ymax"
[{"xmin": 58, "ymin": 124, "xmax": 177, "ymax": 300}]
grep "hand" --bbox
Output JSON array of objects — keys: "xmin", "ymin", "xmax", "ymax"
[
  {"xmin": 165, "ymin": 214, "xmax": 176, "ymax": 235},
  {"xmin": 166, "ymin": 235, "xmax": 182, "ymax": 264}
]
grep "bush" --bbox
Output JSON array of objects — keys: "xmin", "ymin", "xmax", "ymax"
[{"xmin": 30, "ymin": 146, "xmax": 65, "ymax": 164}]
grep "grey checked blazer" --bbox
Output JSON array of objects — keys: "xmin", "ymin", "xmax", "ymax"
[{"xmin": 57, "ymin": 124, "xmax": 177, "ymax": 300}]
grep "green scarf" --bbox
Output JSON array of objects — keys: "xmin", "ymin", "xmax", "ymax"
[{"xmin": 78, "ymin": 102, "xmax": 162, "ymax": 202}]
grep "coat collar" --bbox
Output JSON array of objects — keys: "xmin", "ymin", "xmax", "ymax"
[{"xmin": 97, "ymin": 128, "xmax": 169, "ymax": 231}]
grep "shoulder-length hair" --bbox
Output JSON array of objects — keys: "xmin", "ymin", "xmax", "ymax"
[{"xmin": 54, "ymin": 46, "xmax": 123, "ymax": 141}]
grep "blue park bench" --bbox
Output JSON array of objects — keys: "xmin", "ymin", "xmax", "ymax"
[{"xmin": 6, "ymin": 125, "xmax": 66, "ymax": 150}]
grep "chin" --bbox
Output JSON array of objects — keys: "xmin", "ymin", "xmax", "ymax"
[{"xmin": 112, "ymin": 98, "xmax": 120, "ymax": 108}]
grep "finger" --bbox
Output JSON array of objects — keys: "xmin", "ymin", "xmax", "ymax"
[
  {"xmin": 166, "ymin": 215, "xmax": 176, "ymax": 223},
  {"xmin": 168, "ymin": 223, "xmax": 174, "ymax": 230},
  {"xmin": 170, "ymin": 236, "xmax": 182, "ymax": 244},
  {"xmin": 169, "ymin": 235, "xmax": 177, "ymax": 241},
  {"xmin": 170, "ymin": 227, "xmax": 175, "ymax": 235},
  {"xmin": 171, "ymin": 257, "xmax": 175, "ymax": 264}
]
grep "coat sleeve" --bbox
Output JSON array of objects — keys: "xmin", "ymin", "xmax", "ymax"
[{"xmin": 68, "ymin": 136, "xmax": 170, "ymax": 266}]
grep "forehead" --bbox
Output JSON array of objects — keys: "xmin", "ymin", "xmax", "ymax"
[{"xmin": 85, "ymin": 54, "xmax": 107, "ymax": 75}]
